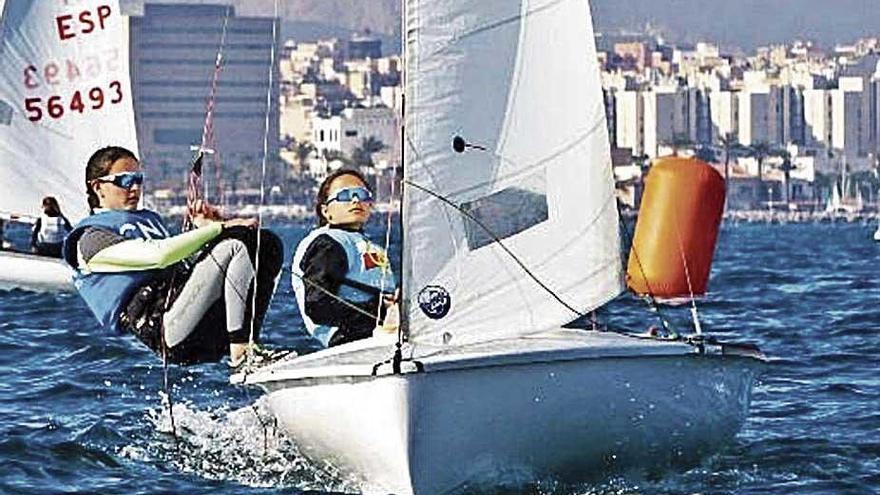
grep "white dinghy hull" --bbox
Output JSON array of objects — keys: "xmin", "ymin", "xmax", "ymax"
[
  {"xmin": 0, "ymin": 251, "xmax": 73, "ymax": 292},
  {"xmin": 238, "ymin": 330, "xmax": 764, "ymax": 494}
]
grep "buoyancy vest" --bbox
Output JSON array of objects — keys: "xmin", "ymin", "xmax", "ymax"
[
  {"xmin": 62, "ymin": 209, "xmax": 171, "ymax": 332},
  {"xmin": 37, "ymin": 215, "xmax": 68, "ymax": 244},
  {"xmin": 291, "ymin": 226, "xmax": 397, "ymax": 346}
]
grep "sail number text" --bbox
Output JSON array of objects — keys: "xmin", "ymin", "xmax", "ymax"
[
  {"xmin": 24, "ymin": 81, "xmax": 124, "ymax": 122},
  {"xmin": 23, "ymin": 49, "xmax": 121, "ymax": 89}
]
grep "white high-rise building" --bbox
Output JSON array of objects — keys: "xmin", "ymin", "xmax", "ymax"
[
  {"xmin": 803, "ymin": 89, "xmax": 833, "ymax": 150},
  {"xmin": 831, "ymin": 77, "xmax": 865, "ymax": 166},
  {"xmin": 614, "ymin": 90, "xmax": 643, "ymax": 156},
  {"xmin": 709, "ymin": 90, "xmax": 738, "ymax": 143},
  {"xmin": 643, "ymin": 87, "xmax": 687, "ymax": 157},
  {"xmin": 738, "ymin": 86, "xmax": 772, "ymax": 146}
]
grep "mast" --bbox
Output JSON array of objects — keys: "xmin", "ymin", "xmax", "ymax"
[{"xmin": 398, "ymin": 0, "xmax": 410, "ymax": 342}]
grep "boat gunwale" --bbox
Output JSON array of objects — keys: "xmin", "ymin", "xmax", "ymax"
[{"xmin": 235, "ymin": 334, "xmax": 767, "ymax": 388}]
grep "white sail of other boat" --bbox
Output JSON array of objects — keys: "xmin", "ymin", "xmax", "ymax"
[
  {"xmin": 403, "ymin": 0, "xmax": 623, "ymax": 345},
  {"xmin": 234, "ymin": 1, "xmax": 765, "ymax": 493},
  {"xmin": 0, "ymin": 0, "xmax": 137, "ymax": 222}
]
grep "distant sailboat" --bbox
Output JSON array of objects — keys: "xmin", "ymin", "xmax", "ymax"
[
  {"xmin": 233, "ymin": 0, "xmax": 765, "ymax": 493},
  {"xmin": 0, "ymin": 0, "xmax": 138, "ymax": 291}
]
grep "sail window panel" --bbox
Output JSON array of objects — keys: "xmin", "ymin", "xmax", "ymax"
[{"xmin": 460, "ymin": 172, "xmax": 548, "ymax": 250}]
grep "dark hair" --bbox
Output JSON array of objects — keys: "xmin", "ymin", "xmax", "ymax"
[
  {"xmin": 41, "ymin": 196, "xmax": 62, "ymax": 217},
  {"xmin": 315, "ymin": 169, "xmax": 370, "ymax": 226},
  {"xmin": 85, "ymin": 146, "xmax": 138, "ymax": 213}
]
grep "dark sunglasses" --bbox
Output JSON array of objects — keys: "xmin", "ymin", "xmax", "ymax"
[
  {"xmin": 96, "ymin": 171, "xmax": 144, "ymax": 189},
  {"xmin": 325, "ymin": 186, "xmax": 373, "ymax": 204}
]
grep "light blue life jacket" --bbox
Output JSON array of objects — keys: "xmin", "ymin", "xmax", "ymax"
[
  {"xmin": 37, "ymin": 215, "xmax": 68, "ymax": 245},
  {"xmin": 62, "ymin": 209, "xmax": 171, "ymax": 332},
  {"xmin": 291, "ymin": 226, "xmax": 397, "ymax": 346}
]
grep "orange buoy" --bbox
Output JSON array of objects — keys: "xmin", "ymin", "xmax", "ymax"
[{"xmin": 626, "ymin": 157, "xmax": 725, "ymax": 299}]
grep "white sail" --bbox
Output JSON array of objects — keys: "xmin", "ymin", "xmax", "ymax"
[
  {"xmin": 0, "ymin": 1, "xmax": 137, "ymax": 222},
  {"xmin": 403, "ymin": 0, "xmax": 623, "ymax": 346}
]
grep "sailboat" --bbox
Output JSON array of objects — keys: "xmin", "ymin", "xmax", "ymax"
[
  {"xmin": 0, "ymin": 0, "xmax": 138, "ymax": 291},
  {"xmin": 233, "ymin": 0, "xmax": 765, "ymax": 493}
]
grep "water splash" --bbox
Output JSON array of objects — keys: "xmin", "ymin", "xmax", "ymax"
[{"xmin": 119, "ymin": 396, "xmax": 358, "ymax": 493}]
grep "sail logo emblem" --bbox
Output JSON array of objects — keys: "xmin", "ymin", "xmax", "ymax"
[{"xmin": 418, "ymin": 285, "xmax": 451, "ymax": 320}]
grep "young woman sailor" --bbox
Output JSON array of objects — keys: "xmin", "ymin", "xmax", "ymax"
[
  {"xmin": 63, "ymin": 146, "xmax": 286, "ymax": 368},
  {"xmin": 291, "ymin": 169, "xmax": 399, "ymax": 347},
  {"xmin": 31, "ymin": 196, "xmax": 73, "ymax": 258}
]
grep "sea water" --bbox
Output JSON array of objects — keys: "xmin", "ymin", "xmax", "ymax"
[{"xmin": 1, "ymin": 221, "xmax": 878, "ymax": 494}]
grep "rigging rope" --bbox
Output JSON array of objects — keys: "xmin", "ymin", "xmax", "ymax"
[
  {"xmin": 247, "ymin": 0, "xmax": 279, "ymax": 349},
  {"xmin": 162, "ymin": 5, "xmax": 231, "ymax": 438},
  {"xmin": 617, "ymin": 211, "xmax": 676, "ymax": 335},
  {"xmin": 183, "ymin": 5, "xmax": 231, "ymax": 232},
  {"xmin": 674, "ymin": 223, "xmax": 703, "ymax": 335}
]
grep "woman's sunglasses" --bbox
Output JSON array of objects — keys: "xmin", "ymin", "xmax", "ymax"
[
  {"xmin": 96, "ymin": 171, "xmax": 144, "ymax": 189},
  {"xmin": 325, "ymin": 186, "xmax": 373, "ymax": 204}
]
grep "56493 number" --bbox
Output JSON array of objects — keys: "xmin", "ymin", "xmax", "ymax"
[{"xmin": 24, "ymin": 80, "xmax": 123, "ymax": 122}]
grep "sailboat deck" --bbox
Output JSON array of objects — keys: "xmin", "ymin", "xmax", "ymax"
[{"xmin": 235, "ymin": 329, "xmax": 698, "ymax": 385}]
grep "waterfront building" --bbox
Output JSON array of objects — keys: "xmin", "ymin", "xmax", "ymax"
[
  {"xmin": 129, "ymin": 4, "xmax": 279, "ymax": 189},
  {"xmin": 311, "ymin": 106, "xmax": 398, "ymax": 170},
  {"xmin": 737, "ymin": 84, "xmax": 773, "ymax": 146},
  {"xmin": 614, "ymin": 89, "xmax": 643, "ymax": 156},
  {"xmin": 643, "ymin": 87, "xmax": 688, "ymax": 157},
  {"xmin": 803, "ymin": 88, "xmax": 833, "ymax": 152},
  {"xmin": 347, "ymin": 33, "xmax": 382, "ymax": 60},
  {"xmin": 709, "ymin": 90, "xmax": 739, "ymax": 143},
  {"xmin": 831, "ymin": 77, "xmax": 865, "ymax": 166}
]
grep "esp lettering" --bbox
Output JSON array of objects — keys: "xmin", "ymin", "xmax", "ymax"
[{"xmin": 56, "ymin": 5, "xmax": 112, "ymax": 41}]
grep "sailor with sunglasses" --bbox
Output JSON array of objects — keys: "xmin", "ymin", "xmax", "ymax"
[
  {"xmin": 291, "ymin": 169, "xmax": 399, "ymax": 347},
  {"xmin": 63, "ymin": 146, "xmax": 287, "ymax": 369}
]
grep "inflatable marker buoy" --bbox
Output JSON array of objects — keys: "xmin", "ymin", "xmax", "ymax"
[{"xmin": 626, "ymin": 157, "xmax": 725, "ymax": 299}]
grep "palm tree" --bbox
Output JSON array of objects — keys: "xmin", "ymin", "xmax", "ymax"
[
  {"xmin": 323, "ymin": 149, "xmax": 350, "ymax": 167},
  {"xmin": 351, "ymin": 136, "xmax": 386, "ymax": 168},
  {"xmin": 813, "ymin": 172, "xmax": 835, "ymax": 209},
  {"xmin": 776, "ymin": 150, "xmax": 796, "ymax": 206},
  {"xmin": 719, "ymin": 132, "xmax": 739, "ymax": 184},
  {"xmin": 747, "ymin": 141, "xmax": 773, "ymax": 202},
  {"xmin": 294, "ymin": 141, "xmax": 315, "ymax": 175}
]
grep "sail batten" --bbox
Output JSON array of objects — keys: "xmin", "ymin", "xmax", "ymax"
[
  {"xmin": 0, "ymin": 1, "xmax": 137, "ymax": 222},
  {"xmin": 403, "ymin": 0, "xmax": 624, "ymax": 346}
]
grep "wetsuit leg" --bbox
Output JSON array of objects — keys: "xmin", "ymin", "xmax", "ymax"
[
  {"xmin": 203, "ymin": 226, "xmax": 284, "ymax": 343},
  {"xmin": 162, "ymin": 238, "xmax": 254, "ymax": 364}
]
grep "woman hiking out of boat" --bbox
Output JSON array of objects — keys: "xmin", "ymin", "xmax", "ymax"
[
  {"xmin": 62, "ymin": 146, "xmax": 286, "ymax": 369},
  {"xmin": 31, "ymin": 196, "xmax": 72, "ymax": 258},
  {"xmin": 291, "ymin": 169, "xmax": 399, "ymax": 347}
]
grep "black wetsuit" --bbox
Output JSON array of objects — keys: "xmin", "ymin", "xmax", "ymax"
[{"xmin": 77, "ymin": 225, "xmax": 284, "ymax": 364}]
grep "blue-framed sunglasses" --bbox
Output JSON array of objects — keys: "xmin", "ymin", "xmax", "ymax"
[
  {"xmin": 96, "ymin": 171, "xmax": 144, "ymax": 189},
  {"xmin": 325, "ymin": 186, "xmax": 373, "ymax": 204}
]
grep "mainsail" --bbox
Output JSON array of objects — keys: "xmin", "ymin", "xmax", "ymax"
[
  {"xmin": 0, "ymin": 0, "xmax": 137, "ymax": 222},
  {"xmin": 403, "ymin": 0, "xmax": 623, "ymax": 345}
]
